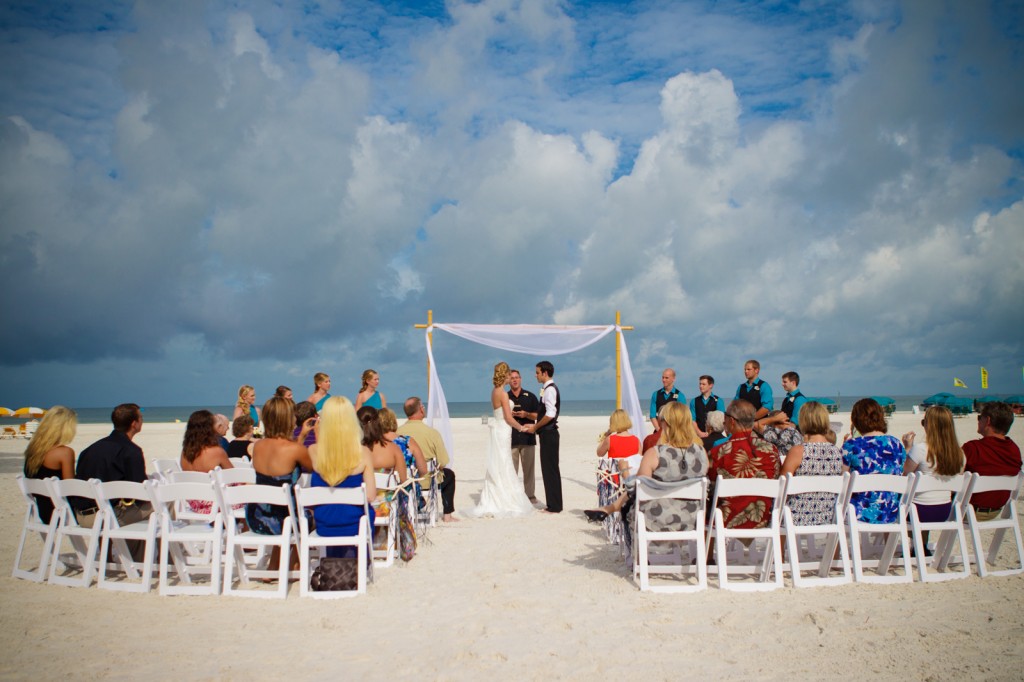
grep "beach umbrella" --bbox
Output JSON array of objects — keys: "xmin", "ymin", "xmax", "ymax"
[
  {"xmin": 13, "ymin": 406, "xmax": 46, "ymax": 418},
  {"xmin": 0, "ymin": 407, "xmax": 13, "ymax": 417},
  {"xmin": 922, "ymin": 392, "xmax": 957, "ymax": 407},
  {"xmin": 1005, "ymin": 395, "xmax": 1024, "ymax": 405},
  {"xmin": 870, "ymin": 396, "xmax": 895, "ymax": 406}
]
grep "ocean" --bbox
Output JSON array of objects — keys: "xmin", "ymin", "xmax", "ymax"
[{"xmin": 5, "ymin": 394, "xmax": 1014, "ymax": 424}]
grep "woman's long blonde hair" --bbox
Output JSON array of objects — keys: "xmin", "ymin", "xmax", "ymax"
[
  {"xmin": 492, "ymin": 362, "xmax": 510, "ymax": 388},
  {"xmin": 24, "ymin": 406, "xmax": 77, "ymax": 476},
  {"xmin": 923, "ymin": 406, "xmax": 965, "ymax": 476},
  {"xmin": 236, "ymin": 384, "xmax": 254, "ymax": 409},
  {"xmin": 314, "ymin": 396, "xmax": 363, "ymax": 486},
  {"xmin": 659, "ymin": 402, "xmax": 699, "ymax": 449}
]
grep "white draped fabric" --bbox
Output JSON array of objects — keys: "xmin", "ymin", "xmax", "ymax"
[{"xmin": 422, "ymin": 323, "xmax": 645, "ymax": 462}]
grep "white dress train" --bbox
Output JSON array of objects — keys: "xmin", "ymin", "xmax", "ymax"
[{"xmin": 464, "ymin": 408, "xmax": 535, "ymax": 518}]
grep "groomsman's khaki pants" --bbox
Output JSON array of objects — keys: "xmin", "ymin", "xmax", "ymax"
[{"xmin": 511, "ymin": 445, "xmax": 537, "ymax": 501}]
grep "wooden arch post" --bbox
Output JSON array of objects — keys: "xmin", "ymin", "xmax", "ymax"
[
  {"xmin": 414, "ymin": 309, "xmax": 433, "ymax": 400},
  {"xmin": 615, "ymin": 310, "xmax": 634, "ymax": 409}
]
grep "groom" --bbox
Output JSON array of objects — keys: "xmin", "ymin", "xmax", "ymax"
[{"xmin": 528, "ymin": 360, "xmax": 562, "ymax": 513}]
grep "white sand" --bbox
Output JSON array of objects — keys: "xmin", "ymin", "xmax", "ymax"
[{"xmin": 1, "ymin": 412, "xmax": 1022, "ymax": 679}]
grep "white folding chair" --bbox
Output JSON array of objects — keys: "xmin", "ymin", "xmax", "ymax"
[
  {"xmin": 843, "ymin": 472, "xmax": 917, "ymax": 583},
  {"xmin": 706, "ymin": 477, "xmax": 786, "ymax": 591},
  {"xmin": 417, "ymin": 460, "xmax": 443, "ymax": 529},
  {"xmin": 633, "ymin": 476, "xmax": 708, "ymax": 593},
  {"xmin": 908, "ymin": 472, "xmax": 971, "ymax": 582},
  {"xmin": 220, "ymin": 483, "xmax": 298, "ymax": 598},
  {"xmin": 47, "ymin": 478, "xmax": 104, "ymax": 587},
  {"xmin": 294, "ymin": 484, "xmax": 373, "ymax": 598},
  {"xmin": 152, "ymin": 481, "xmax": 224, "ymax": 596},
  {"xmin": 781, "ymin": 473, "xmax": 852, "ymax": 587},
  {"xmin": 151, "ymin": 459, "xmax": 181, "ymax": 480},
  {"xmin": 961, "ymin": 472, "xmax": 1024, "ymax": 577},
  {"xmin": 12, "ymin": 475, "xmax": 60, "ymax": 582},
  {"xmin": 228, "ymin": 456, "xmax": 252, "ymax": 469},
  {"xmin": 373, "ymin": 472, "xmax": 400, "ymax": 568},
  {"xmin": 93, "ymin": 480, "xmax": 160, "ymax": 593}
]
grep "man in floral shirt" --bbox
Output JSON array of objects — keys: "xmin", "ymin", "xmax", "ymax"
[{"xmin": 709, "ymin": 400, "xmax": 781, "ymax": 529}]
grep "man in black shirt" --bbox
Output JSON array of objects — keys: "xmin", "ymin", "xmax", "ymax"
[
  {"xmin": 74, "ymin": 403, "xmax": 152, "ymax": 559},
  {"xmin": 508, "ymin": 369, "xmax": 540, "ymax": 503}
]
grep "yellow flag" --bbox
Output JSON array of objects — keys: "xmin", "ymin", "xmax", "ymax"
[
  {"xmin": 953, "ymin": 377, "xmax": 967, "ymax": 388},
  {"xmin": 981, "ymin": 367, "xmax": 989, "ymax": 389}
]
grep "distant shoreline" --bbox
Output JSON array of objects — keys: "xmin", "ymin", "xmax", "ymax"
[{"xmin": 5, "ymin": 394, "xmax": 1017, "ymax": 424}]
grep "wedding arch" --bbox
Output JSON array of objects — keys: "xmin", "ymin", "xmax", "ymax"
[{"xmin": 413, "ymin": 311, "xmax": 645, "ymax": 459}]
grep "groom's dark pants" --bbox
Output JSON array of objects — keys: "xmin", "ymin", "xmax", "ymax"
[{"xmin": 538, "ymin": 428, "xmax": 562, "ymax": 512}]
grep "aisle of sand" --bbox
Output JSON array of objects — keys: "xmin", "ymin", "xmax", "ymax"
[{"xmin": 1, "ymin": 411, "xmax": 1022, "ymax": 679}]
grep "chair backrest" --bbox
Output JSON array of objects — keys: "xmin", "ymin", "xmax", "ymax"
[
  {"xmin": 713, "ymin": 476, "xmax": 785, "ymax": 501},
  {"xmin": 228, "ymin": 456, "xmax": 252, "ymax": 469},
  {"xmin": 52, "ymin": 477, "xmax": 101, "ymax": 506},
  {"xmin": 220, "ymin": 481, "xmax": 293, "ymax": 510},
  {"xmin": 912, "ymin": 472, "xmax": 968, "ymax": 498},
  {"xmin": 636, "ymin": 477, "xmax": 707, "ymax": 504},
  {"xmin": 17, "ymin": 475, "xmax": 57, "ymax": 520},
  {"xmin": 375, "ymin": 471, "xmax": 399, "ymax": 490},
  {"xmin": 152, "ymin": 459, "xmax": 181, "ymax": 477},
  {"xmin": 294, "ymin": 483, "xmax": 368, "ymax": 517},
  {"xmin": 92, "ymin": 480, "xmax": 154, "ymax": 527},
  {"xmin": 167, "ymin": 471, "xmax": 213, "ymax": 484},
  {"xmin": 783, "ymin": 472, "xmax": 849, "ymax": 497},
  {"xmin": 965, "ymin": 472, "xmax": 1024, "ymax": 499},
  {"xmin": 152, "ymin": 481, "xmax": 220, "ymax": 510},
  {"xmin": 847, "ymin": 472, "xmax": 914, "ymax": 496},
  {"xmin": 213, "ymin": 467, "xmax": 256, "ymax": 487}
]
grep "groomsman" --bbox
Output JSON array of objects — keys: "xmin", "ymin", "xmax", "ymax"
[
  {"xmin": 690, "ymin": 375, "xmax": 725, "ymax": 437},
  {"xmin": 508, "ymin": 369, "xmax": 540, "ymax": 503},
  {"xmin": 527, "ymin": 361, "xmax": 562, "ymax": 513},
  {"xmin": 734, "ymin": 359, "xmax": 773, "ymax": 419},
  {"xmin": 650, "ymin": 368, "xmax": 683, "ymax": 422}
]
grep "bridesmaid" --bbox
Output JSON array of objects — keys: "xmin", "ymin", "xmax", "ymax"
[
  {"xmin": 355, "ymin": 369, "xmax": 386, "ymax": 410},
  {"xmin": 232, "ymin": 385, "xmax": 261, "ymax": 427},
  {"xmin": 307, "ymin": 372, "xmax": 332, "ymax": 412}
]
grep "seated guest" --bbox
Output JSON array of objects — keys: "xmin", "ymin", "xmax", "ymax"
[
  {"xmin": 701, "ymin": 410, "xmax": 727, "ymax": 452},
  {"xmin": 962, "ymin": 401, "xmax": 1020, "ymax": 521},
  {"xmin": 597, "ymin": 408, "xmax": 642, "ymax": 481},
  {"xmin": 709, "ymin": 400, "xmax": 781, "ymax": 529},
  {"xmin": 274, "ymin": 385, "xmax": 293, "ymax": 401},
  {"xmin": 246, "ymin": 397, "xmax": 314, "ymax": 570},
  {"xmin": 213, "ymin": 413, "xmax": 231, "ymax": 451},
  {"xmin": 902, "ymin": 405, "xmax": 965, "ymax": 546},
  {"xmin": 179, "ymin": 410, "xmax": 233, "ymax": 514},
  {"xmin": 307, "ymin": 372, "xmax": 332, "ymax": 411},
  {"xmin": 642, "ymin": 406, "xmax": 665, "ymax": 453},
  {"xmin": 397, "ymin": 397, "xmax": 457, "ymax": 522},
  {"xmin": 358, "ymin": 406, "xmax": 407, "ymax": 482},
  {"xmin": 379, "ymin": 408, "xmax": 428, "ymax": 479},
  {"xmin": 842, "ymin": 398, "xmax": 906, "ymax": 523},
  {"xmin": 233, "ymin": 385, "xmax": 261, "ymax": 426},
  {"xmin": 780, "ymin": 401, "xmax": 844, "ymax": 525},
  {"xmin": 586, "ymin": 402, "xmax": 707, "ymax": 524},
  {"xmin": 74, "ymin": 403, "xmax": 151, "ymax": 560},
  {"xmin": 293, "ymin": 401, "xmax": 318, "ymax": 447},
  {"xmin": 308, "ymin": 397, "xmax": 376, "ymax": 557},
  {"xmin": 227, "ymin": 414, "xmax": 256, "ymax": 459},
  {"xmin": 22, "ymin": 405, "xmax": 77, "ymax": 523}
]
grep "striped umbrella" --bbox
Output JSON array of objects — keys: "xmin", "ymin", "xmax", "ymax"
[
  {"xmin": 0, "ymin": 407, "xmax": 13, "ymax": 417},
  {"xmin": 13, "ymin": 406, "xmax": 46, "ymax": 418}
]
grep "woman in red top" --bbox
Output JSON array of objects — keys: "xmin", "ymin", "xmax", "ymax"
[{"xmin": 597, "ymin": 409, "xmax": 642, "ymax": 486}]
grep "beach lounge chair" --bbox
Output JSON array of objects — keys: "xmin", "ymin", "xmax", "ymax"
[
  {"xmin": 1, "ymin": 425, "xmax": 16, "ymax": 439},
  {"xmin": 843, "ymin": 473, "xmax": 917, "ymax": 583},
  {"xmin": 961, "ymin": 472, "xmax": 1024, "ymax": 577},
  {"xmin": 220, "ymin": 482, "xmax": 298, "ymax": 599},
  {"xmin": 12, "ymin": 475, "xmax": 60, "ymax": 582},
  {"xmin": 633, "ymin": 476, "xmax": 708, "ymax": 593},
  {"xmin": 93, "ymin": 479, "xmax": 160, "ymax": 593},
  {"xmin": 781, "ymin": 473, "xmax": 852, "ymax": 587},
  {"xmin": 908, "ymin": 473, "xmax": 971, "ymax": 582},
  {"xmin": 295, "ymin": 483, "xmax": 373, "ymax": 598},
  {"xmin": 152, "ymin": 481, "xmax": 224, "ymax": 596},
  {"xmin": 706, "ymin": 477, "xmax": 786, "ymax": 591}
]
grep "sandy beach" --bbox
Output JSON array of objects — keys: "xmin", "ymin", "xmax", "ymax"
[{"xmin": 1, "ymin": 411, "xmax": 1022, "ymax": 680}]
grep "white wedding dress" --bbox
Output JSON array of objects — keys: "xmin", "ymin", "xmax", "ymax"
[{"xmin": 464, "ymin": 408, "xmax": 535, "ymax": 518}]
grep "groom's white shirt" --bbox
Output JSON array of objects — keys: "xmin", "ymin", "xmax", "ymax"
[{"xmin": 540, "ymin": 379, "xmax": 558, "ymax": 419}]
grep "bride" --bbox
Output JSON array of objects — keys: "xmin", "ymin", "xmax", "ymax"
[{"xmin": 464, "ymin": 362, "xmax": 535, "ymax": 518}]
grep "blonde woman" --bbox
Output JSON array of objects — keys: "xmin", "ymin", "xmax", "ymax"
[
  {"xmin": 309, "ymin": 396, "xmax": 376, "ymax": 557},
  {"xmin": 597, "ymin": 408, "xmax": 642, "ymax": 481},
  {"xmin": 464, "ymin": 362, "xmax": 535, "ymax": 518},
  {"xmin": 307, "ymin": 372, "xmax": 332, "ymax": 412},
  {"xmin": 355, "ymin": 369, "xmax": 386, "ymax": 410},
  {"xmin": 23, "ymin": 406, "xmax": 77, "ymax": 523},
  {"xmin": 232, "ymin": 385, "xmax": 260, "ymax": 427},
  {"xmin": 903, "ymin": 406, "xmax": 966, "ymax": 535}
]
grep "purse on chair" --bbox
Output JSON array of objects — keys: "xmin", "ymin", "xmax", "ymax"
[{"xmin": 310, "ymin": 557, "xmax": 358, "ymax": 591}]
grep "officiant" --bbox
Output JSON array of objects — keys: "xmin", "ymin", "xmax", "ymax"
[{"xmin": 508, "ymin": 369, "xmax": 540, "ymax": 504}]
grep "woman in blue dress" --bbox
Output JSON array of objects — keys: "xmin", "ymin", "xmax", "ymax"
[
  {"xmin": 307, "ymin": 372, "xmax": 332, "ymax": 412},
  {"xmin": 308, "ymin": 396, "xmax": 376, "ymax": 557},
  {"xmin": 842, "ymin": 398, "xmax": 907, "ymax": 524},
  {"xmin": 355, "ymin": 369, "xmax": 386, "ymax": 410},
  {"xmin": 232, "ymin": 384, "xmax": 261, "ymax": 427}
]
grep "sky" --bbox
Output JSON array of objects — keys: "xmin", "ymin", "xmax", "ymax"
[{"xmin": 0, "ymin": 0, "xmax": 1022, "ymax": 409}]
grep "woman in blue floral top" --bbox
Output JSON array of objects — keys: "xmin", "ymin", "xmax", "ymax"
[{"xmin": 842, "ymin": 398, "xmax": 907, "ymax": 523}]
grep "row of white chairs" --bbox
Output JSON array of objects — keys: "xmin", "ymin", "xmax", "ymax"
[
  {"xmin": 12, "ymin": 470, "xmax": 376, "ymax": 599},
  {"xmin": 630, "ymin": 470, "xmax": 1024, "ymax": 592}
]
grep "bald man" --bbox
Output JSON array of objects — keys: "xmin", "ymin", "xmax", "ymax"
[{"xmin": 650, "ymin": 368, "xmax": 684, "ymax": 422}]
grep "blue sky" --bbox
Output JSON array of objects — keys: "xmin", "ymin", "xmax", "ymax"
[{"xmin": 0, "ymin": 0, "xmax": 1022, "ymax": 409}]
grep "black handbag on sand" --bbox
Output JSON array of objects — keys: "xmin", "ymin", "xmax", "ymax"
[{"xmin": 310, "ymin": 557, "xmax": 358, "ymax": 591}]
